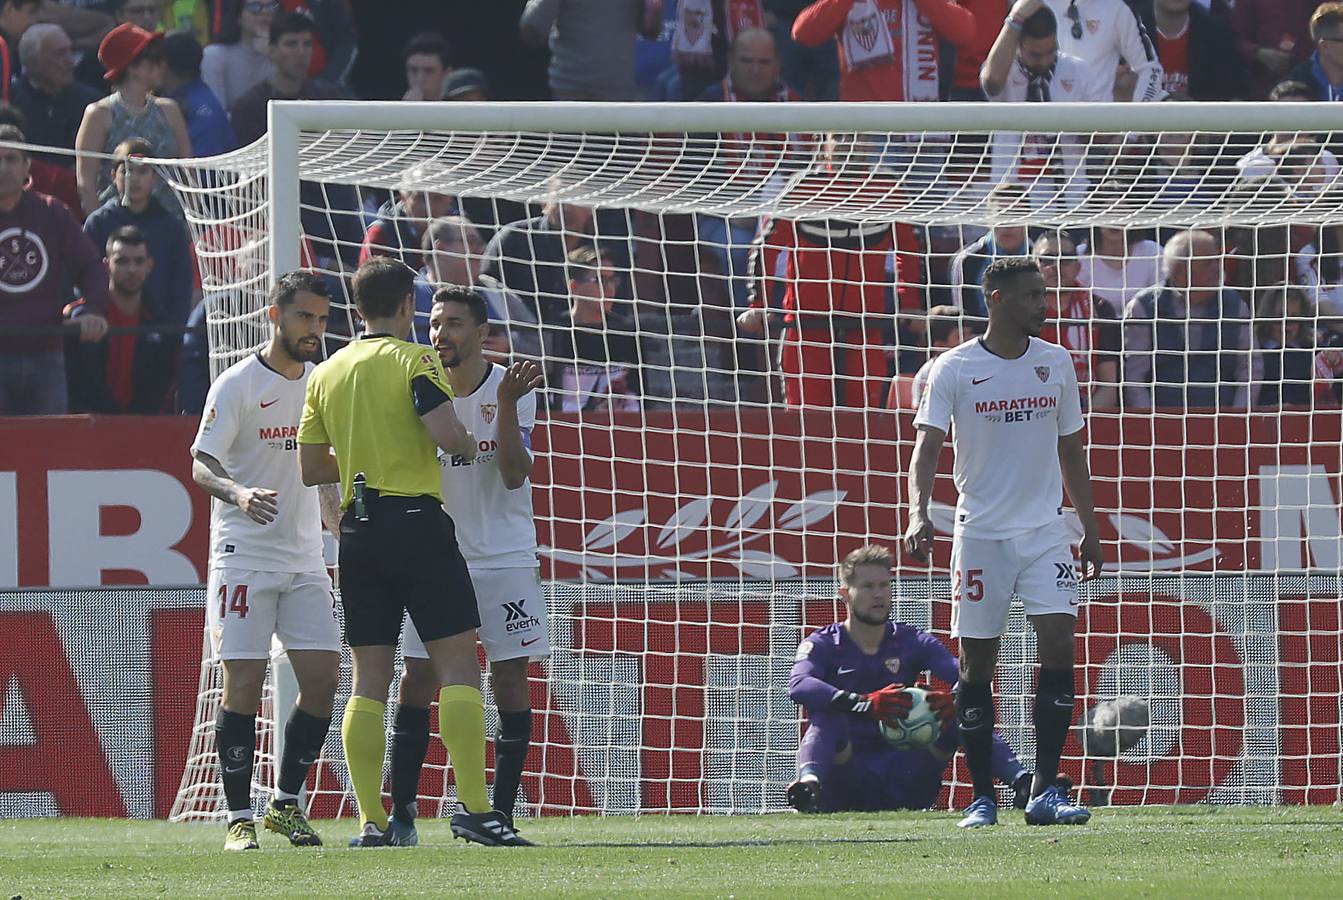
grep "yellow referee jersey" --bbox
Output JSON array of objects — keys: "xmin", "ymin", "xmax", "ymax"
[{"xmin": 298, "ymin": 334, "xmax": 455, "ymax": 507}]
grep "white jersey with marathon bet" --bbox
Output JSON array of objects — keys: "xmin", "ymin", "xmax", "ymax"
[
  {"xmin": 439, "ymin": 363, "xmax": 539, "ymax": 569},
  {"xmin": 403, "ymin": 363, "xmax": 549, "ymax": 662},
  {"xmin": 914, "ymin": 337, "xmax": 1084, "ymax": 540},
  {"xmin": 191, "ymin": 354, "xmax": 324, "ymax": 573}
]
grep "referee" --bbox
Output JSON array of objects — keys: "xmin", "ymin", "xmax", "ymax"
[{"xmin": 297, "ymin": 257, "xmax": 528, "ymax": 847}]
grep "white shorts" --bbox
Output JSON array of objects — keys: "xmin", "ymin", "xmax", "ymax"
[
  {"xmin": 206, "ymin": 567, "xmax": 341, "ymax": 660},
  {"xmin": 949, "ymin": 524, "xmax": 1079, "ymax": 640},
  {"xmin": 403, "ymin": 566, "xmax": 549, "ymax": 662}
]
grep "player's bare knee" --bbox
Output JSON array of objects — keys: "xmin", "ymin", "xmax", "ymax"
[
  {"xmin": 1030, "ymin": 615, "xmax": 1077, "ymax": 669},
  {"xmin": 221, "ymin": 659, "xmax": 267, "ymax": 713},
  {"xmin": 490, "ymin": 658, "xmax": 530, "ymax": 712},
  {"xmin": 399, "ymin": 657, "xmax": 439, "ymax": 708},
  {"xmin": 425, "ymin": 630, "xmax": 481, "ymax": 689},
  {"xmin": 958, "ymin": 637, "xmax": 998, "ymax": 684}
]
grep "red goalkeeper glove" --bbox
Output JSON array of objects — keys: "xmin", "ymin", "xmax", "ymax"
[
  {"xmin": 828, "ymin": 684, "xmax": 913, "ymax": 719},
  {"xmin": 921, "ymin": 685, "xmax": 956, "ymax": 730},
  {"xmin": 864, "ymin": 683, "xmax": 913, "ymax": 721}
]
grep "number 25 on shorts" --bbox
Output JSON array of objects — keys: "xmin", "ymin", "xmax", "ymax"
[
  {"xmin": 217, "ymin": 583, "xmax": 250, "ymax": 619},
  {"xmin": 953, "ymin": 569, "xmax": 985, "ymax": 603}
]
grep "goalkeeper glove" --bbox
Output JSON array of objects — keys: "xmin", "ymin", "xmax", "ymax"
[
  {"xmin": 830, "ymin": 684, "xmax": 911, "ymax": 720},
  {"xmin": 920, "ymin": 684, "xmax": 956, "ymax": 730}
]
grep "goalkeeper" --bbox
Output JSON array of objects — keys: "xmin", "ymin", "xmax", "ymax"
[{"xmin": 787, "ymin": 545, "xmax": 1028, "ymax": 814}]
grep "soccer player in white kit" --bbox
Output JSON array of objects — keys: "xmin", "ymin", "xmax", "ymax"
[
  {"xmin": 390, "ymin": 285, "xmax": 547, "ymax": 844},
  {"xmin": 190, "ymin": 271, "xmax": 341, "ymax": 851},
  {"xmin": 903, "ymin": 256, "xmax": 1104, "ymax": 829}
]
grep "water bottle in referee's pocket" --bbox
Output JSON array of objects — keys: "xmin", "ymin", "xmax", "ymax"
[{"xmin": 352, "ymin": 472, "xmax": 369, "ymax": 522}]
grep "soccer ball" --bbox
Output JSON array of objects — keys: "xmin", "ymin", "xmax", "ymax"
[
  {"xmin": 878, "ymin": 686, "xmax": 940, "ymax": 751},
  {"xmin": 1076, "ymin": 696, "xmax": 1150, "ymax": 757}
]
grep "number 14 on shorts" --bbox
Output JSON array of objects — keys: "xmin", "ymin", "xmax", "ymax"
[{"xmin": 217, "ymin": 583, "xmax": 250, "ymax": 619}]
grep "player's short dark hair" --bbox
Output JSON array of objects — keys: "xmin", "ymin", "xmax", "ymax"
[
  {"xmin": 1021, "ymin": 6, "xmax": 1057, "ymax": 39},
  {"xmin": 270, "ymin": 10, "xmax": 315, "ymax": 46},
  {"xmin": 431, "ymin": 284, "xmax": 488, "ymax": 326},
  {"xmin": 1269, "ymin": 80, "xmax": 1315, "ymax": 102},
  {"xmin": 981, "ymin": 256, "xmax": 1041, "ymax": 297},
  {"xmin": 403, "ymin": 31, "xmax": 451, "ymax": 68},
  {"xmin": 270, "ymin": 269, "xmax": 330, "ymax": 309},
  {"xmin": 839, "ymin": 544, "xmax": 892, "ymax": 587},
  {"xmin": 0, "ymin": 122, "xmax": 28, "ymax": 159},
  {"xmin": 352, "ymin": 257, "xmax": 416, "ymax": 320},
  {"xmin": 106, "ymin": 224, "xmax": 148, "ymax": 256}
]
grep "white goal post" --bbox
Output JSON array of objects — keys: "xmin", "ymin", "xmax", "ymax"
[{"xmin": 160, "ymin": 100, "xmax": 1343, "ymax": 820}]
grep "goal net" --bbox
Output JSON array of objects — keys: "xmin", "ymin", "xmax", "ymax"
[{"xmin": 162, "ymin": 101, "xmax": 1343, "ymax": 818}]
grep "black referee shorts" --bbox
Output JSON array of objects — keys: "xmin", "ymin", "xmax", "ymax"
[{"xmin": 337, "ymin": 492, "xmax": 479, "ymax": 648}]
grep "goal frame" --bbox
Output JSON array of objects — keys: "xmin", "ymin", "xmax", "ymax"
[{"xmin": 263, "ymin": 99, "xmax": 1343, "ymax": 292}]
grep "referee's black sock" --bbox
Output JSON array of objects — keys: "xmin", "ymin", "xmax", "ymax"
[
  {"xmin": 956, "ymin": 681, "xmax": 996, "ymax": 801},
  {"xmin": 389, "ymin": 704, "xmax": 431, "ymax": 823},
  {"xmin": 215, "ymin": 708, "xmax": 256, "ymax": 822},
  {"xmin": 1032, "ymin": 667, "xmax": 1075, "ymax": 796},
  {"xmin": 276, "ymin": 707, "xmax": 331, "ymax": 800},
  {"xmin": 492, "ymin": 709, "xmax": 533, "ymax": 820}
]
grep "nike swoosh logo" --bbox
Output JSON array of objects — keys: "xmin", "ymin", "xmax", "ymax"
[
  {"xmin": 837, "ymin": 667, "xmax": 856, "ymax": 675},
  {"xmin": 223, "ymin": 765, "xmax": 248, "ymax": 774},
  {"xmin": 521, "ymin": 638, "xmax": 540, "ymax": 647},
  {"xmin": 971, "ymin": 376, "xmax": 993, "ymax": 385},
  {"xmin": 260, "ymin": 399, "xmax": 279, "ymax": 409}
]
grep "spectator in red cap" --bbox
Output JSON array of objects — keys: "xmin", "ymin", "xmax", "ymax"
[{"xmin": 73, "ymin": 22, "xmax": 191, "ymax": 217}]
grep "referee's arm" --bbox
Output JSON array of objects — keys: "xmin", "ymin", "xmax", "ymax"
[
  {"xmin": 298, "ymin": 442, "xmax": 341, "ymax": 486},
  {"xmin": 414, "ymin": 374, "xmax": 478, "ymax": 460}
]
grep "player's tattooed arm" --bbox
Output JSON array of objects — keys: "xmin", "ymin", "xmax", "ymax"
[
  {"xmin": 496, "ymin": 360, "xmax": 544, "ymax": 490},
  {"xmin": 903, "ymin": 425, "xmax": 946, "ymax": 563},
  {"xmin": 191, "ymin": 450, "xmax": 278, "ymax": 525},
  {"xmin": 318, "ymin": 483, "xmax": 343, "ymax": 536},
  {"xmin": 1058, "ymin": 431, "xmax": 1103, "ymax": 581}
]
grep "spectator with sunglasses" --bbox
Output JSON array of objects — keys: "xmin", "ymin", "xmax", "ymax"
[
  {"xmin": 1043, "ymin": 0, "xmax": 1164, "ymax": 102},
  {"xmin": 1287, "ymin": 3, "xmax": 1343, "ymax": 102},
  {"xmin": 201, "ymin": 0, "xmax": 276, "ymax": 109}
]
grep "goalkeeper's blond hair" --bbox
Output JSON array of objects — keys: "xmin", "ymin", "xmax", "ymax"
[{"xmin": 838, "ymin": 544, "xmax": 893, "ymax": 587}]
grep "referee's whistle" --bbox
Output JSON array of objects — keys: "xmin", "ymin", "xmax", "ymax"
[{"xmin": 353, "ymin": 472, "xmax": 369, "ymax": 522}]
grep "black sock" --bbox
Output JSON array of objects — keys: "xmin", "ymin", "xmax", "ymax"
[
  {"xmin": 277, "ymin": 707, "xmax": 331, "ymax": 799},
  {"xmin": 388, "ymin": 705, "xmax": 431, "ymax": 823},
  {"xmin": 1032, "ymin": 667, "xmax": 1075, "ymax": 795},
  {"xmin": 215, "ymin": 708, "xmax": 256, "ymax": 820},
  {"xmin": 956, "ymin": 681, "xmax": 996, "ymax": 801},
  {"xmin": 492, "ymin": 709, "xmax": 532, "ymax": 819}
]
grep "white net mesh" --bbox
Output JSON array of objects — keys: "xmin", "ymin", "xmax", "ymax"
[{"xmin": 161, "ymin": 103, "xmax": 1343, "ymax": 816}]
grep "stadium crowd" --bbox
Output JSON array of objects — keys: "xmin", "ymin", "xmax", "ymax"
[{"xmin": 0, "ymin": 0, "xmax": 1342, "ymax": 415}]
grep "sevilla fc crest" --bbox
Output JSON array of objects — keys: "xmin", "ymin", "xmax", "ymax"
[
  {"xmin": 854, "ymin": 14, "xmax": 880, "ymax": 51},
  {"xmin": 884, "ymin": 657, "xmax": 902, "ymax": 675},
  {"xmin": 1060, "ymin": 79, "xmax": 1074, "ymax": 92},
  {"xmin": 1036, "ymin": 366, "xmax": 1050, "ymax": 382},
  {"xmin": 1086, "ymin": 19, "xmax": 1100, "ymax": 34},
  {"xmin": 480, "ymin": 403, "xmax": 497, "ymax": 424}
]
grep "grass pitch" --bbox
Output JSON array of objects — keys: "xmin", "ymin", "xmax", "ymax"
[{"xmin": 1, "ymin": 807, "xmax": 1340, "ymax": 898}]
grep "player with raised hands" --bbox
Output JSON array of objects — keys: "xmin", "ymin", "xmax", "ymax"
[{"xmin": 786, "ymin": 545, "xmax": 1030, "ymax": 815}]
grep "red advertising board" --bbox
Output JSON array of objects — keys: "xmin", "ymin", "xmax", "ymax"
[{"xmin": 0, "ymin": 412, "xmax": 1340, "ymax": 816}]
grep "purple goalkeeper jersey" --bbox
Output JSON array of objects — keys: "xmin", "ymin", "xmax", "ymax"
[{"xmin": 789, "ymin": 622, "xmax": 960, "ymax": 753}]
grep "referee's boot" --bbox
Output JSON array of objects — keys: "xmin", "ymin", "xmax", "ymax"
[{"xmin": 450, "ymin": 807, "xmax": 533, "ymax": 846}]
